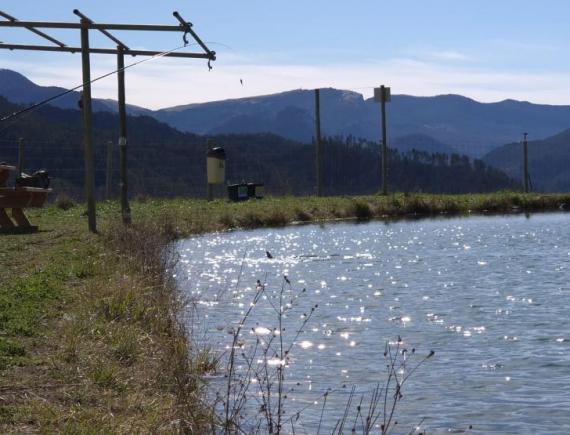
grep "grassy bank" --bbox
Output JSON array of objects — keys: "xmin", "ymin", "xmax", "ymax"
[
  {"xmin": 131, "ymin": 191, "xmax": 570, "ymax": 234},
  {"xmin": 0, "ymin": 206, "xmax": 212, "ymax": 432},
  {"xmin": 1, "ymin": 191, "xmax": 569, "ymax": 432}
]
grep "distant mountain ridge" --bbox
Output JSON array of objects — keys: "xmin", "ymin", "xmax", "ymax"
[
  {"xmin": 154, "ymin": 89, "xmax": 570, "ymax": 156},
  {"xmin": 0, "ymin": 69, "xmax": 151, "ymax": 115},
  {"xmin": 2, "ymin": 68, "xmax": 570, "ymax": 157}
]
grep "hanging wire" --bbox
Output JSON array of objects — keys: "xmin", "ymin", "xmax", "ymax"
[
  {"xmin": 0, "ymin": 42, "xmax": 212, "ymax": 128},
  {"xmin": 0, "ymin": 40, "xmax": 381, "ymax": 130}
]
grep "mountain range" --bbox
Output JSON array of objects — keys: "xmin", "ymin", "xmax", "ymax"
[
  {"xmin": 154, "ymin": 89, "xmax": 570, "ymax": 157},
  {"xmin": 0, "ymin": 69, "xmax": 149, "ymax": 116},
  {"xmin": 0, "ymin": 95, "xmax": 516, "ymax": 197},
  {"xmin": 2, "ymin": 69, "xmax": 570, "ymax": 157}
]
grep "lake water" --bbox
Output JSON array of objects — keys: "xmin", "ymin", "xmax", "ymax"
[{"xmin": 175, "ymin": 213, "xmax": 570, "ymax": 434}]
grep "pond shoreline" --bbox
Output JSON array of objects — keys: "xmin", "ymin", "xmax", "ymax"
[
  {"xmin": 2, "ymin": 191, "xmax": 569, "ymax": 431},
  {"xmin": 165, "ymin": 193, "xmax": 570, "ymax": 237}
]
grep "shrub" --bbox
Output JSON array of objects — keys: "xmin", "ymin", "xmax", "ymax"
[
  {"xmin": 237, "ymin": 211, "xmax": 264, "ymax": 229},
  {"xmin": 133, "ymin": 193, "xmax": 150, "ymax": 203},
  {"xmin": 111, "ymin": 327, "xmax": 140, "ymax": 365},
  {"xmin": 0, "ymin": 338, "xmax": 25, "ymax": 357},
  {"xmin": 90, "ymin": 365, "xmax": 118, "ymax": 389},
  {"xmin": 54, "ymin": 193, "xmax": 75, "ymax": 210},
  {"xmin": 351, "ymin": 200, "xmax": 373, "ymax": 220},
  {"xmin": 295, "ymin": 208, "xmax": 313, "ymax": 222},
  {"xmin": 263, "ymin": 209, "xmax": 288, "ymax": 227},
  {"xmin": 218, "ymin": 212, "xmax": 234, "ymax": 229}
]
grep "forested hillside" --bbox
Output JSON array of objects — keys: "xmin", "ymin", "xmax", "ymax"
[
  {"xmin": 0, "ymin": 96, "xmax": 517, "ymax": 199},
  {"xmin": 484, "ymin": 129, "xmax": 570, "ymax": 192}
]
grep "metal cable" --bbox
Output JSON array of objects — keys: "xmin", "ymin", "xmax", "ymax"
[{"xmin": 0, "ymin": 43, "xmax": 199, "ymax": 127}]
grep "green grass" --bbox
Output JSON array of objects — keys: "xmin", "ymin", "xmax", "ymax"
[
  {"xmin": 1, "ymin": 191, "xmax": 570, "ymax": 431},
  {"xmin": 0, "ymin": 203, "xmax": 200, "ymax": 431},
  {"xmin": 122, "ymin": 191, "xmax": 570, "ymax": 236}
]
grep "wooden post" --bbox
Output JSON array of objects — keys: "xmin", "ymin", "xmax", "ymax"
[
  {"xmin": 523, "ymin": 132, "xmax": 529, "ymax": 193},
  {"xmin": 117, "ymin": 46, "xmax": 131, "ymax": 224},
  {"xmin": 80, "ymin": 19, "xmax": 97, "ymax": 233},
  {"xmin": 380, "ymin": 85, "xmax": 388, "ymax": 195},
  {"xmin": 105, "ymin": 140, "xmax": 113, "ymax": 200},
  {"xmin": 207, "ymin": 139, "xmax": 213, "ymax": 201},
  {"xmin": 315, "ymin": 89, "xmax": 322, "ymax": 196},
  {"xmin": 17, "ymin": 137, "xmax": 24, "ymax": 177}
]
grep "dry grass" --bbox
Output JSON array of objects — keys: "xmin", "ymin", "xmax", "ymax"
[{"xmin": 0, "ymin": 207, "xmax": 214, "ymax": 432}]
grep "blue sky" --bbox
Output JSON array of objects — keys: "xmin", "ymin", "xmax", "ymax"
[{"xmin": 2, "ymin": 0, "xmax": 570, "ymax": 108}]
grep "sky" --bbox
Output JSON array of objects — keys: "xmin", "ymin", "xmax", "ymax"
[{"xmin": 2, "ymin": 0, "xmax": 570, "ymax": 109}]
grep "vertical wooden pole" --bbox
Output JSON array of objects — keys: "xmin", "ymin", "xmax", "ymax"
[
  {"xmin": 80, "ymin": 19, "xmax": 97, "ymax": 233},
  {"xmin": 315, "ymin": 89, "xmax": 322, "ymax": 196},
  {"xmin": 17, "ymin": 137, "xmax": 24, "ymax": 177},
  {"xmin": 381, "ymin": 85, "xmax": 388, "ymax": 195},
  {"xmin": 523, "ymin": 132, "xmax": 529, "ymax": 193},
  {"xmin": 207, "ymin": 139, "xmax": 213, "ymax": 201},
  {"xmin": 105, "ymin": 140, "xmax": 113, "ymax": 200},
  {"xmin": 117, "ymin": 46, "xmax": 131, "ymax": 224}
]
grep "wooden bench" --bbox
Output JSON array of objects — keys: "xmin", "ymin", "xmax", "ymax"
[{"xmin": 0, "ymin": 165, "xmax": 51, "ymax": 234}]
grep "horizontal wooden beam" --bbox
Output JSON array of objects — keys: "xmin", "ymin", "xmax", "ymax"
[
  {"xmin": 0, "ymin": 11, "xmax": 67, "ymax": 47},
  {"xmin": 0, "ymin": 20, "xmax": 185, "ymax": 32},
  {"xmin": 0, "ymin": 43, "xmax": 216, "ymax": 59}
]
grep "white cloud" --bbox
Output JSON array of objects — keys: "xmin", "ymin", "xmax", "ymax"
[
  {"xmin": 489, "ymin": 39, "xmax": 560, "ymax": 54},
  {"xmin": 427, "ymin": 50, "xmax": 471, "ymax": 62}
]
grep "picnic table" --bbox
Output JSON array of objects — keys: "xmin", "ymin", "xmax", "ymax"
[{"xmin": 0, "ymin": 165, "xmax": 50, "ymax": 233}]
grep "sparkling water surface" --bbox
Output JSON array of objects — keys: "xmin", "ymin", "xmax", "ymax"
[{"xmin": 175, "ymin": 213, "xmax": 570, "ymax": 434}]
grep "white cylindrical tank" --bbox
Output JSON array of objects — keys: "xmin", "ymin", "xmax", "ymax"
[{"xmin": 207, "ymin": 147, "xmax": 226, "ymax": 184}]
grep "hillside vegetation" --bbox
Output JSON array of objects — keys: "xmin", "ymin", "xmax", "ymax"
[
  {"xmin": 0, "ymin": 96, "xmax": 517, "ymax": 199},
  {"xmin": 484, "ymin": 129, "xmax": 570, "ymax": 192}
]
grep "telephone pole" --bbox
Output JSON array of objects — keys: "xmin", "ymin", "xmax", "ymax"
[
  {"xmin": 105, "ymin": 140, "xmax": 113, "ymax": 200},
  {"xmin": 117, "ymin": 46, "xmax": 131, "ymax": 223},
  {"xmin": 80, "ymin": 18, "xmax": 97, "ymax": 232},
  {"xmin": 374, "ymin": 85, "xmax": 391, "ymax": 195},
  {"xmin": 523, "ymin": 132, "xmax": 529, "ymax": 193},
  {"xmin": 315, "ymin": 89, "xmax": 322, "ymax": 196},
  {"xmin": 207, "ymin": 139, "xmax": 214, "ymax": 201},
  {"xmin": 17, "ymin": 137, "xmax": 24, "ymax": 177}
]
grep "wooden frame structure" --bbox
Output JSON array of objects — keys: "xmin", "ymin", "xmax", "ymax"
[{"xmin": 0, "ymin": 9, "xmax": 216, "ymax": 232}]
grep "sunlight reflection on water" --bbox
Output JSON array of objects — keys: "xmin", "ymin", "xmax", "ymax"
[{"xmin": 176, "ymin": 213, "xmax": 570, "ymax": 434}]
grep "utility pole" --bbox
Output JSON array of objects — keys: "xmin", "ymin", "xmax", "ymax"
[
  {"xmin": 17, "ymin": 137, "xmax": 24, "ymax": 177},
  {"xmin": 80, "ymin": 18, "xmax": 97, "ymax": 233},
  {"xmin": 315, "ymin": 88, "xmax": 322, "ymax": 196},
  {"xmin": 117, "ymin": 45, "xmax": 131, "ymax": 224},
  {"xmin": 105, "ymin": 140, "xmax": 113, "ymax": 200},
  {"xmin": 523, "ymin": 132, "xmax": 529, "ymax": 193},
  {"xmin": 374, "ymin": 85, "xmax": 391, "ymax": 195},
  {"xmin": 207, "ymin": 182, "xmax": 214, "ymax": 201},
  {"xmin": 207, "ymin": 139, "xmax": 214, "ymax": 201}
]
